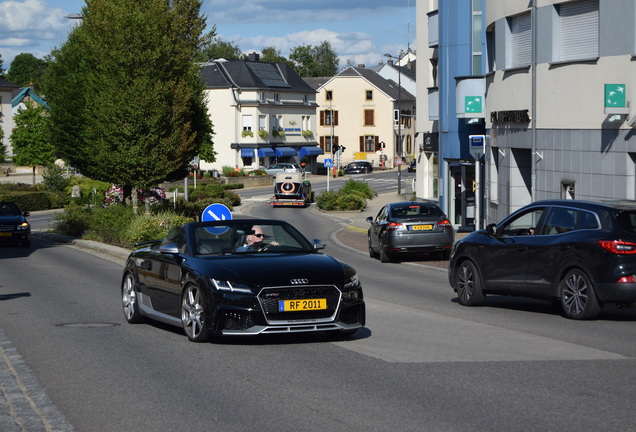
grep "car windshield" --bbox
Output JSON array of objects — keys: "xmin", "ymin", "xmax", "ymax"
[
  {"xmin": 189, "ymin": 220, "xmax": 315, "ymax": 256},
  {"xmin": 390, "ymin": 204, "xmax": 443, "ymax": 219},
  {"xmin": 0, "ymin": 203, "xmax": 22, "ymax": 216}
]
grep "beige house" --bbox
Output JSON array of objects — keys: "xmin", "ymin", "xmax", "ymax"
[
  {"xmin": 200, "ymin": 54, "xmax": 322, "ymax": 173},
  {"xmin": 311, "ymin": 67, "xmax": 416, "ymax": 171}
]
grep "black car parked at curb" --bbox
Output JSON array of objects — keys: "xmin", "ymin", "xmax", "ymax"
[
  {"xmin": 122, "ymin": 219, "xmax": 365, "ymax": 342},
  {"xmin": 344, "ymin": 161, "xmax": 373, "ymax": 174},
  {"xmin": 449, "ymin": 199, "xmax": 636, "ymax": 319}
]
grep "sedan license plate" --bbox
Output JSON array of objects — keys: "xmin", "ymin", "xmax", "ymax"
[
  {"xmin": 0, "ymin": 232, "xmax": 11, "ymax": 237},
  {"xmin": 411, "ymin": 225, "xmax": 433, "ymax": 231},
  {"xmin": 278, "ymin": 299, "xmax": 327, "ymax": 312}
]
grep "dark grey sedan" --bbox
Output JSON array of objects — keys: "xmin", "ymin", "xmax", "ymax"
[{"xmin": 366, "ymin": 201, "xmax": 454, "ymax": 262}]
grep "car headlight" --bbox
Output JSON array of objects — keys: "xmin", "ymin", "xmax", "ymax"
[
  {"xmin": 342, "ymin": 274, "xmax": 362, "ymax": 301},
  {"xmin": 344, "ymin": 274, "xmax": 360, "ymax": 289},
  {"xmin": 211, "ymin": 279, "xmax": 253, "ymax": 294},
  {"xmin": 16, "ymin": 222, "xmax": 29, "ymax": 231}
]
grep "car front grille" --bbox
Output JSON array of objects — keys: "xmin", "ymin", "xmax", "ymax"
[{"xmin": 258, "ymin": 285, "xmax": 341, "ymax": 324}]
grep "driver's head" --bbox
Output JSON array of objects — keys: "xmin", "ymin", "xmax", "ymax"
[{"xmin": 247, "ymin": 226, "xmax": 264, "ymax": 246}]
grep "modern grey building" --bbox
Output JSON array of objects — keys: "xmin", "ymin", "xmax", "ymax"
[{"xmin": 418, "ymin": 0, "xmax": 636, "ymax": 229}]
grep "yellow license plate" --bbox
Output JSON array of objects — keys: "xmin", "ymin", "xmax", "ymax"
[
  {"xmin": 278, "ymin": 298, "xmax": 327, "ymax": 312},
  {"xmin": 411, "ymin": 225, "xmax": 433, "ymax": 230},
  {"xmin": 0, "ymin": 232, "xmax": 11, "ymax": 237}
]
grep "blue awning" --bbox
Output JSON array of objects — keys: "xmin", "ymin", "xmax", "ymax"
[
  {"xmin": 299, "ymin": 146, "xmax": 324, "ymax": 158},
  {"xmin": 274, "ymin": 147, "xmax": 298, "ymax": 157},
  {"xmin": 257, "ymin": 147, "xmax": 276, "ymax": 157},
  {"xmin": 240, "ymin": 148, "xmax": 255, "ymax": 158}
]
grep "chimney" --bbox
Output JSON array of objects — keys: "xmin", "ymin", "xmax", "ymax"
[
  {"xmin": 357, "ymin": 64, "xmax": 365, "ymax": 68},
  {"xmin": 248, "ymin": 52, "xmax": 260, "ymax": 62},
  {"xmin": 387, "ymin": 59, "xmax": 394, "ymax": 66}
]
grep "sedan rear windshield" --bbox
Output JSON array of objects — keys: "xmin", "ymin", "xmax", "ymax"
[{"xmin": 391, "ymin": 205, "xmax": 443, "ymax": 218}]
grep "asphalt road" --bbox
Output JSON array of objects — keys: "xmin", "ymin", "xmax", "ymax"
[{"xmin": 1, "ymin": 177, "xmax": 636, "ymax": 431}]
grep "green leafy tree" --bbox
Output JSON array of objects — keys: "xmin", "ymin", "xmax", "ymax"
[
  {"xmin": 10, "ymin": 103, "xmax": 56, "ymax": 166},
  {"xmin": 6, "ymin": 53, "xmax": 48, "ymax": 89},
  {"xmin": 43, "ymin": 0, "xmax": 214, "ymax": 197},
  {"xmin": 0, "ymin": 53, "xmax": 4, "ymax": 77},
  {"xmin": 260, "ymin": 46, "xmax": 290, "ymax": 64},
  {"xmin": 289, "ymin": 41, "xmax": 338, "ymax": 77}
]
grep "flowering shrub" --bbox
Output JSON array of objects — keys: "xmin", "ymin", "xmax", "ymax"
[{"xmin": 103, "ymin": 185, "xmax": 166, "ymax": 207}]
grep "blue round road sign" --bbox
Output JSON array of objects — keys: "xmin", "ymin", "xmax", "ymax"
[{"xmin": 202, "ymin": 203, "xmax": 232, "ymax": 234}]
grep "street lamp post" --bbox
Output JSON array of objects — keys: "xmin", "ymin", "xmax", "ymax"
[{"xmin": 385, "ymin": 52, "xmax": 403, "ymax": 195}]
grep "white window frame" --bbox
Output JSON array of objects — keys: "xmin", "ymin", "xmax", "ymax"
[
  {"xmin": 242, "ymin": 115, "xmax": 252, "ymax": 131},
  {"xmin": 259, "ymin": 115, "xmax": 266, "ymax": 131},
  {"xmin": 555, "ymin": 0, "xmax": 599, "ymax": 62}
]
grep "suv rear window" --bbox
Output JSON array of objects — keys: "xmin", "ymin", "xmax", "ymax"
[{"xmin": 616, "ymin": 211, "xmax": 636, "ymax": 234}]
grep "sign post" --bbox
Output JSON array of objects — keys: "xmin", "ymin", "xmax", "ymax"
[
  {"xmin": 469, "ymin": 135, "xmax": 485, "ymax": 230},
  {"xmin": 324, "ymin": 158, "xmax": 333, "ymax": 192}
]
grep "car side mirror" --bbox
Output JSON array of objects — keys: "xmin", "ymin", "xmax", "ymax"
[
  {"xmin": 23, "ymin": 212, "xmax": 30, "ymax": 217},
  {"xmin": 313, "ymin": 239, "xmax": 326, "ymax": 251},
  {"xmin": 486, "ymin": 223, "xmax": 497, "ymax": 236},
  {"xmin": 365, "ymin": 216, "xmax": 374, "ymax": 224},
  {"xmin": 159, "ymin": 242, "xmax": 180, "ymax": 254}
]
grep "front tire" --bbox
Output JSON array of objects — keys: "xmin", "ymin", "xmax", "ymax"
[
  {"xmin": 455, "ymin": 260, "xmax": 485, "ymax": 306},
  {"xmin": 122, "ymin": 272, "xmax": 144, "ymax": 324},
  {"xmin": 182, "ymin": 284, "xmax": 210, "ymax": 342},
  {"xmin": 560, "ymin": 269, "xmax": 600, "ymax": 320}
]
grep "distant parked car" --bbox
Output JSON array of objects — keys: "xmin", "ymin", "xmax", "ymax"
[
  {"xmin": 448, "ymin": 199, "xmax": 636, "ymax": 320},
  {"xmin": 344, "ymin": 161, "xmax": 373, "ymax": 174},
  {"xmin": 367, "ymin": 201, "xmax": 454, "ymax": 262},
  {"xmin": 265, "ymin": 163, "xmax": 303, "ymax": 175},
  {"xmin": 0, "ymin": 201, "xmax": 31, "ymax": 247}
]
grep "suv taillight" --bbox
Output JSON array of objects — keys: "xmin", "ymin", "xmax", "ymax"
[
  {"xmin": 387, "ymin": 222, "xmax": 403, "ymax": 231},
  {"xmin": 596, "ymin": 240, "xmax": 636, "ymax": 254},
  {"xmin": 437, "ymin": 219, "xmax": 452, "ymax": 228}
]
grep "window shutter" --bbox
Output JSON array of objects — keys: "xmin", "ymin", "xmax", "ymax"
[
  {"xmin": 558, "ymin": 0, "xmax": 598, "ymax": 61},
  {"xmin": 320, "ymin": 136, "xmax": 325, "ymax": 151},
  {"xmin": 334, "ymin": 110, "xmax": 339, "ymax": 126},
  {"xmin": 510, "ymin": 13, "xmax": 531, "ymax": 67},
  {"xmin": 359, "ymin": 136, "xmax": 364, "ymax": 152},
  {"xmin": 319, "ymin": 110, "xmax": 324, "ymax": 126}
]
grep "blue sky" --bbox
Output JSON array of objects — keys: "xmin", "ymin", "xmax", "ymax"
[{"xmin": 0, "ymin": 0, "xmax": 415, "ymax": 71}]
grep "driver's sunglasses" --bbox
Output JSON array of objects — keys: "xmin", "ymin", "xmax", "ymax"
[{"xmin": 253, "ymin": 233, "xmax": 265, "ymax": 238}]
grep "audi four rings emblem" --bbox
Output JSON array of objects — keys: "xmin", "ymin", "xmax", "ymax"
[{"xmin": 290, "ymin": 279, "xmax": 309, "ymax": 284}]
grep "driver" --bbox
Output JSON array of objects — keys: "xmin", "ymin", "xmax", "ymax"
[{"xmin": 236, "ymin": 226, "xmax": 278, "ymax": 252}]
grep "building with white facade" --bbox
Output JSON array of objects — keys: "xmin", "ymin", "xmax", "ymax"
[
  {"xmin": 200, "ymin": 54, "xmax": 322, "ymax": 173},
  {"xmin": 0, "ymin": 77, "xmax": 20, "ymax": 160}
]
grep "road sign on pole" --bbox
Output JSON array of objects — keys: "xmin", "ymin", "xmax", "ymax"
[{"xmin": 202, "ymin": 203, "xmax": 232, "ymax": 234}]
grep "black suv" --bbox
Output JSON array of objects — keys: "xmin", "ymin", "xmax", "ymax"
[{"xmin": 448, "ymin": 200, "xmax": 636, "ymax": 319}]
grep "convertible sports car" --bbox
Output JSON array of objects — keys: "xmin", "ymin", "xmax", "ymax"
[{"xmin": 121, "ymin": 219, "xmax": 365, "ymax": 342}]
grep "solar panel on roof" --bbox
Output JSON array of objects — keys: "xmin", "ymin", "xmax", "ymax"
[{"xmin": 246, "ymin": 62, "xmax": 290, "ymax": 88}]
